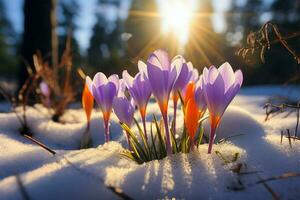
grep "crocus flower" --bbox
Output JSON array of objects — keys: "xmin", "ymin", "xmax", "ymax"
[
  {"xmin": 202, "ymin": 62, "xmax": 243, "ymax": 153},
  {"xmin": 179, "ymin": 67, "xmax": 199, "ymax": 107},
  {"xmin": 113, "ymin": 80, "xmax": 135, "ymax": 127},
  {"xmin": 40, "ymin": 81, "xmax": 51, "ymax": 107},
  {"xmin": 171, "ymin": 55, "xmax": 194, "ymax": 134},
  {"xmin": 183, "ymin": 82, "xmax": 196, "ymax": 107},
  {"xmin": 81, "ymin": 83, "xmax": 94, "ymax": 148},
  {"xmin": 194, "ymin": 75, "xmax": 207, "ymax": 117},
  {"xmin": 184, "ymin": 83, "xmax": 200, "ymax": 149},
  {"xmin": 82, "ymin": 83, "xmax": 94, "ymax": 124},
  {"xmin": 86, "ymin": 72, "xmax": 119, "ymax": 142},
  {"xmin": 113, "ymin": 80, "xmax": 135, "ymax": 148},
  {"xmin": 122, "ymin": 61, "xmax": 151, "ymax": 139},
  {"xmin": 190, "ymin": 68, "xmax": 199, "ymax": 83},
  {"xmin": 146, "ymin": 49, "xmax": 179, "ymax": 154}
]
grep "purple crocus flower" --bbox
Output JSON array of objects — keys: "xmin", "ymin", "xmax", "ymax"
[
  {"xmin": 40, "ymin": 81, "xmax": 51, "ymax": 107},
  {"xmin": 122, "ymin": 61, "xmax": 151, "ymax": 139},
  {"xmin": 190, "ymin": 67, "xmax": 199, "ymax": 83},
  {"xmin": 194, "ymin": 75, "xmax": 207, "ymax": 113},
  {"xmin": 181, "ymin": 66, "xmax": 199, "ymax": 99},
  {"xmin": 86, "ymin": 72, "xmax": 119, "ymax": 142},
  {"xmin": 146, "ymin": 49, "xmax": 179, "ymax": 154},
  {"xmin": 170, "ymin": 55, "xmax": 194, "ymax": 134},
  {"xmin": 113, "ymin": 80, "xmax": 135, "ymax": 127},
  {"xmin": 202, "ymin": 62, "xmax": 243, "ymax": 153},
  {"xmin": 113, "ymin": 80, "xmax": 135, "ymax": 148}
]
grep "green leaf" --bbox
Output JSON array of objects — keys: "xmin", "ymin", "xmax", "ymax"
[
  {"xmin": 150, "ymin": 122, "xmax": 159, "ymax": 159},
  {"xmin": 134, "ymin": 118, "xmax": 151, "ymax": 159},
  {"xmin": 178, "ymin": 90, "xmax": 185, "ymax": 111},
  {"xmin": 180, "ymin": 126, "xmax": 188, "ymax": 153},
  {"xmin": 197, "ymin": 126, "xmax": 204, "ymax": 148},
  {"xmin": 170, "ymin": 120, "xmax": 178, "ymax": 153},
  {"xmin": 120, "ymin": 150, "xmax": 136, "ymax": 162},
  {"xmin": 120, "ymin": 122, "xmax": 148, "ymax": 161},
  {"xmin": 198, "ymin": 114, "xmax": 209, "ymax": 123},
  {"xmin": 232, "ymin": 152, "xmax": 239, "ymax": 162},
  {"xmin": 153, "ymin": 114, "xmax": 167, "ymax": 158}
]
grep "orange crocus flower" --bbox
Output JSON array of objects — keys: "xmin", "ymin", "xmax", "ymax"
[
  {"xmin": 82, "ymin": 84, "xmax": 94, "ymax": 122},
  {"xmin": 183, "ymin": 82, "xmax": 195, "ymax": 108},
  {"xmin": 184, "ymin": 84, "xmax": 200, "ymax": 146}
]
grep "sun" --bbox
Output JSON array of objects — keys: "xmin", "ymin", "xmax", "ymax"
[{"xmin": 160, "ymin": 0, "xmax": 195, "ymax": 51}]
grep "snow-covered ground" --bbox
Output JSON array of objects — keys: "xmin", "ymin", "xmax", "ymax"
[{"xmin": 0, "ymin": 85, "xmax": 300, "ymax": 200}]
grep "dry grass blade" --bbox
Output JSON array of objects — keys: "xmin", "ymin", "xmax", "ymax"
[
  {"xmin": 265, "ymin": 102, "xmax": 300, "ymax": 143},
  {"xmin": 286, "ymin": 129, "xmax": 292, "ymax": 148},
  {"xmin": 24, "ymin": 134, "xmax": 56, "ymax": 155},
  {"xmin": 218, "ymin": 134, "xmax": 244, "ymax": 144},
  {"xmin": 237, "ymin": 22, "xmax": 300, "ymax": 64},
  {"xmin": 256, "ymin": 174, "xmax": 280, "ymax": 200},
  {"xmin": 58, "ymin": 156, "xmax": 133, "ymax": 200},
  {"xmin": 255, "ymin": 172, "xmax": 300, "ymax": 185},
  {"xmin": 107, "ymin": 186, "xmax": 133, "ymax": 200},
  {"xmin": 16, "ymin": 174, "xmax": 31, "ymax": 200}
]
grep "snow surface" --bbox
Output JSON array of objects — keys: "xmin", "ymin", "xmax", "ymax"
[{"xmin": 0, "ymin": 85, "xmax": 300, "ymax": 199}]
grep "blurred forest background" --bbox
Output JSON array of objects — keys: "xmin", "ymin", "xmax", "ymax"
[{"xmin": 0, "ymin": 0, "xmax": 299, "ymax": 91}]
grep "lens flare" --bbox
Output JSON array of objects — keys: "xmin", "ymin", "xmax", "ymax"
[{"xmin": 160, "ymin": 0, "xmax": 195, "ymax": 50}]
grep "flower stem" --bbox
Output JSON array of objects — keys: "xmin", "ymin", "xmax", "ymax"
[
  {"xmin": 87, "ymin": 120, "xmax": 90, "ymax": 131},
  {"xmin": 124, "ymin": 130, "xmax": 132, "ymax": 150},
  {"xmin": 208, "ymin": 124, "xmax": 216, "ymax": 154},
  {"xmin": 173, "ymin": 99, "xmax": 177, "ymax": 135},
  {"xmin": 163, "ymin": 114, "xmax": 172, "ymax": 155},
  {"xmin": 142, "ymin": 116, "xmax": 147, "ymax": 141},
  {"xmin": 190, "ymin": 139, "xmax": 195, "ymax": 152},
  {"xmin": 104, "ymin": 119, "xmax": 110, "ymax": 143}
]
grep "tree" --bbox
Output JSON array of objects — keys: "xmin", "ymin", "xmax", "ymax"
[
  {"xmin": 58, "ymin": 0, "xmax": 82, "ymax": 66},
  {"xmin": 0, "ymin": 1, "xmax": 17, "ymax": 78},
  {"xmin": 124, "ymin": 0, "xmax": 160, "ymax": 67},
  {"xmin": 19, "ymin": 0, "xmax": 53, "ymax": 88},
  {"xmin": 87, "ymin": 0, "xmax": 124, "ymax": 75}
]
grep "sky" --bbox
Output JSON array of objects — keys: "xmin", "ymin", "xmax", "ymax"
[{"xmin": 3, "ymin": 0, "xmax": 274, "ymax": 53}]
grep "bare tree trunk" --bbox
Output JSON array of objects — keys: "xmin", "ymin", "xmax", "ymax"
[{"xmin": 19, "ymin": 0, "xmax": 52, "ymax": 90}]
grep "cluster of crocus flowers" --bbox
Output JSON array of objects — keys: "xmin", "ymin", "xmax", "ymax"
[{"xmin": 82, "ymin": 49, "xmax": 243, "ymax": 155}]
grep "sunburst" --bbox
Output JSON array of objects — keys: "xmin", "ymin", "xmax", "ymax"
[{"xmin": 127, "ymin": 0, "xmax": 223, "ymax": 66}]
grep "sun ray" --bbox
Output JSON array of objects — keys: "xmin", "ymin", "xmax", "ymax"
[
  {"xmin": 128, "ymin": 10, "xmax": 160, "ymax": 18},
  {"xmin": 190, "ymin": 28, "xmax": 224, "ymax": 62},
  {"xmin": 189, "ymin": 36, "xmax": 212, "ymax": 66},
  {"xmin": 132, "ymin": 34, "xmax": 161, "ymax": 62}
]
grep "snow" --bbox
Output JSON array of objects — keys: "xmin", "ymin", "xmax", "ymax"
[{"xmin": 0, "ymin": 85, "xmax": 300, "ymax": 199}]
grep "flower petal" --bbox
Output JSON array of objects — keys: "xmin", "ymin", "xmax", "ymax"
[
  {"xmin": 85, "ymin": 76, "xmax": 94, "ymax": 95},
  {"xmin": 93, "ymin": 72, "xmax": 108, "ymax": 87},
  {"xmin": 138, "ymin": 60, "xmax": 148, "ymax": 78},
  {"xmin": 148, "ymin": 49, "xmax": 170, "ymax": 71},
  {"xmin": 218, "ymin": 62, "xmax": 235, "ymax": 92},
  {"xmin": 108, "ymin": 74, "xmax": 119, "ymax": 92},
  {"xmin": 122, "ymin": 70, "xmax": 134, "ymax": 88},
  {"xmin": 207, "ymin": 66, "xmax": 219, "ymax": 84},
  {"xmin": 234, "ymin": 69, "xmax": 243, "ymax": 87}
]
